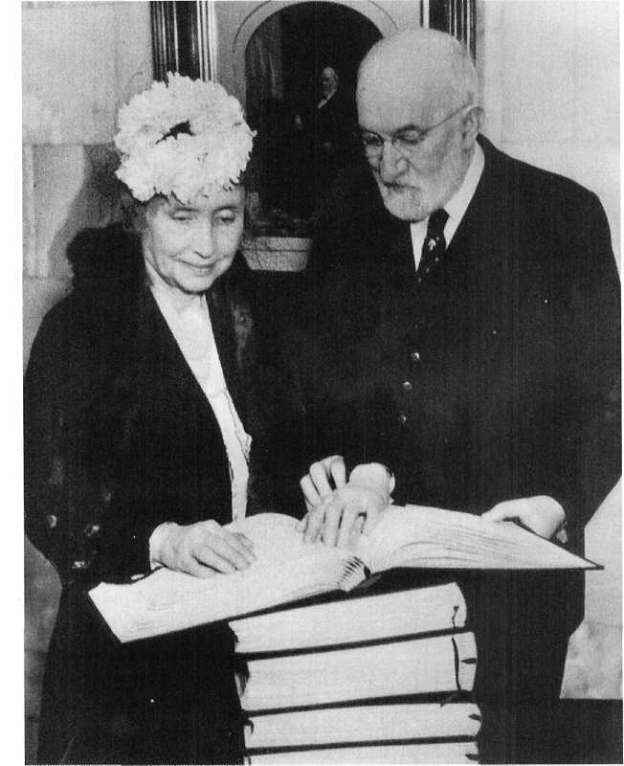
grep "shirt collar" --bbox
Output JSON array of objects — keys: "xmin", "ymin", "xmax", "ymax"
[
  {"xmin": 443, "ymin": 141, "xmax": 485, "ymax": 225},
  {"xmin": 317, "ymin": 90, "xmax": 337, "ymax": 110},
  {"xmin": 408, "ymin": 141, "xmax": 485, "ymax": 268}
]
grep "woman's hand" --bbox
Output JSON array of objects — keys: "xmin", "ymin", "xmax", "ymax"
[
  {"xmin": 301, "ymin": 462, "xmax": 395, "ymax": 548},
  {"xmin": 300, "ymin": 455, "xmax": 347, "ymax": 512},
  {"xmin": 150, "ymin": 519, "xmax": 256, "ymax": 578},
  {"xmin": 481, "ymin": 496, "xmax": 568, "ymax": 542}
]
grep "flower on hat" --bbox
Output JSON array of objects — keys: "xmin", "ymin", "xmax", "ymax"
[{"xmin": 114, "ymin": 73, "xmax": 255, "ymax": 203}]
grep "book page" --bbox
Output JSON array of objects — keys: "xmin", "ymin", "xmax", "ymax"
[{"xmin": 357, "ymin": 505, "xmax": 596, "ymax": 571}]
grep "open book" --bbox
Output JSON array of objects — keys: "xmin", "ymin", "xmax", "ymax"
[{"xmin": 89, "ymin": 505, "xmax": 596, "ymax": 643}]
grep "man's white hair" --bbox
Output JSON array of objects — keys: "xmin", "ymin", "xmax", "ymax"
[{"xmin": 358, "ymin": 28, "xmax": 480, "ymax": 114}]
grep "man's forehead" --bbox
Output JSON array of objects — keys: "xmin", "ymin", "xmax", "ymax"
[
  {"xmin": 358, "ymin": 65, "xmax": 461, "ymax": 131},
  {"xmin": 358, "ymin": 82, "xmax": 439, "ymax": 132},
  {"xmin": 357, "ymin": 37, "xmax": 463, "ymax": 127}
]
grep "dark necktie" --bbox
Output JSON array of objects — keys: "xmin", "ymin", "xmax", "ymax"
[{"xmin": 417, "ymin": 208, "xmax": 449, "ymax": 283}]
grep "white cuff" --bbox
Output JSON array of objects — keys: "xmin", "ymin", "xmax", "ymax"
[
  {"xmin": 532, "ymin": 496, "xmax": 568, "ymax": 544},
  {"xmin": 148, "ymin": 522, "xmax": 178, "ymax": 570},
  {"xmin": 348, "ymin": 463, "xmax": 396, "ymax": 505}
]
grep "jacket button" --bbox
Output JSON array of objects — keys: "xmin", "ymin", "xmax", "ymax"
[
  {"xmin": 398, "ymin": 413, "xmax": 408, "ymax": 425},
  {"xmin": 84, "ymin": 523, "xmax": 101, "ymax": 538},
  {"xmin": 402, "ymin": 381, "xmax": 413, "ymax": 391},
  {"xmin": 410, "ymin": 351, "xmax": 421, "ymax": 362},
  {"xmin": 46, "ymin": 514, "xmax": 58, "ymax": 529}
]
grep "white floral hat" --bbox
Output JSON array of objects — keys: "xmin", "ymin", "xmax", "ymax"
[{"xmin": 114, "ymin": 73, "xmax": 255, "ymax": 203}]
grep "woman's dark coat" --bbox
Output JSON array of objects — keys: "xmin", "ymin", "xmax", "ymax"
[{"xmin": 24, "ymin": 226, "xmax": 302, "ymax": 764}]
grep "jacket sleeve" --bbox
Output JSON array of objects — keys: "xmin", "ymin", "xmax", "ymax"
[
  {"xmin": 24, "ymin": 306, "xmax": 159, "ymax": 588},
  {"xmin": 24, "ymin": 309, "xmax": 73, "ymax": 578},
  {"xmin": 557, "ymin": 192, "xmax": 621, "ymax": 531}
]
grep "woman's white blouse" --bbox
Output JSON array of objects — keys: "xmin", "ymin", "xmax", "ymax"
[{"xmin": 149, "ymin": 276, "xmax": 251, "ymax": 523}]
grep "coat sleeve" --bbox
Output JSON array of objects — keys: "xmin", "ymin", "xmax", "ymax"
[
  {"xmin": 509, "ymin": 186, "xmax": 621, "ymax": 538},
  {"xmin": 24, "ymin": 306, "xmax": 158, "ymax": 587},
  {"xmin": 557, "ymin": 191, "xmax": 621, "ymax": 531},
  {"xmin": 24, "ymin": 308, "xmax": 74, "ymax": 579}
]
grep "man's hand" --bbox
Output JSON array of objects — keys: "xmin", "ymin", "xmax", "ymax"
[
  {"xmin": 300, "ymin": 455, "xmax": 347, "ymax": 512},
  {"xmin": 150, "ymin": 519, "xmax": 256, "ymax": 578},
  {"xmin": 481, "ymin": 496, "xmax": 568, "ymax": 542},
  {"xmin": 302, "ymin": 484, "xmax": 388, "ymax": 548},
  {"xmin": 300, "ymin": 461, "xmax": 395, "ymax": 547}
]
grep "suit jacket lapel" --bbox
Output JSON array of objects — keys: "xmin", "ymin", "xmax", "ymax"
[
  {"xmin": 136, "ymin": 276, "xmax": 250, "ymax": 436},
  {"xmin": 135, "ymin": 287, "xmax": 220, "ymax": 417},
  {"xmin": 207, "ymin": 280, "xmax": 248, "ymax": 425},
  {"xmin": 450, "ymin": 137, "xmax": 519, "ymax": 315}
]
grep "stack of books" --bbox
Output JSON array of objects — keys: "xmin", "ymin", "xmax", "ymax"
[
  {"xmin": 232, "ymin": 581, "xmax": 481, "ymax": 764},
  {"xmin": 87, "ymin": 505, "xmax": 595, "ymax": 764}
]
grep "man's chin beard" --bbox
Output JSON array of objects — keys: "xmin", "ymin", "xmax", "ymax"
[{"xmin": 378, "ymin": 184, "xmax": 429, "ymax": 222}]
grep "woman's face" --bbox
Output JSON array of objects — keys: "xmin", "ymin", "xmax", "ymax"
[{"xmin": 141, "ymin": 186, "xmax": 245, "ymax": 295}]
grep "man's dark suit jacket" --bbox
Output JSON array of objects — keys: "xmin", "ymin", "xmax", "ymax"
[{"xmin": 293, "ymin": 136, "xmax": 620, "ymax": 760}]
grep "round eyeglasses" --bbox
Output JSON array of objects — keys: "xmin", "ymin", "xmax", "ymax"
[{"xmin": 358, "ymin": 103, "xmax": 473, "ymax": 160}]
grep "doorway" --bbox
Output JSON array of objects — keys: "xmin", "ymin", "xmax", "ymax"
[{"xmin": 244, "ymin": 2, "xmax": 382, "ymax": 233}]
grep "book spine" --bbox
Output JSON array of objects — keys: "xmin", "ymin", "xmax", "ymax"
[
  {"xmin": 244, "ymin": 702, "xmax": 482, "ymax": 749},
  {"xmin": 231, "ymin": 582, "xmax": 467, "ymax": 655},
  {"xmin": 240, "ymin": 632, "xmax": 477, "ymax": 711},
  {"xmin": 246, "ymin": 740, "xmax": 480, "ymax": 764}
]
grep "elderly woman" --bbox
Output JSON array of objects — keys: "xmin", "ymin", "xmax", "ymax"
[{"xmin": 24, "ymin": 75, "xmax": 300, "ymax": 765}]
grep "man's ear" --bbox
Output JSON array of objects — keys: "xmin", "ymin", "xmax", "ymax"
[{"xmin": 461, "ymin": 105, "xmax": 484, "ymax": 148}]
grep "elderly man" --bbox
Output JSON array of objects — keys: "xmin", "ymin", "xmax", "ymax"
[{"xmin": 294, "ymin": 27, "xmax": 620, "ymax": 762}]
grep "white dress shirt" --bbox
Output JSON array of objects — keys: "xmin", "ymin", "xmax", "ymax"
[{"xmin": 409, "ymin": 142, "xmax": 485, "ymax": 269}]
